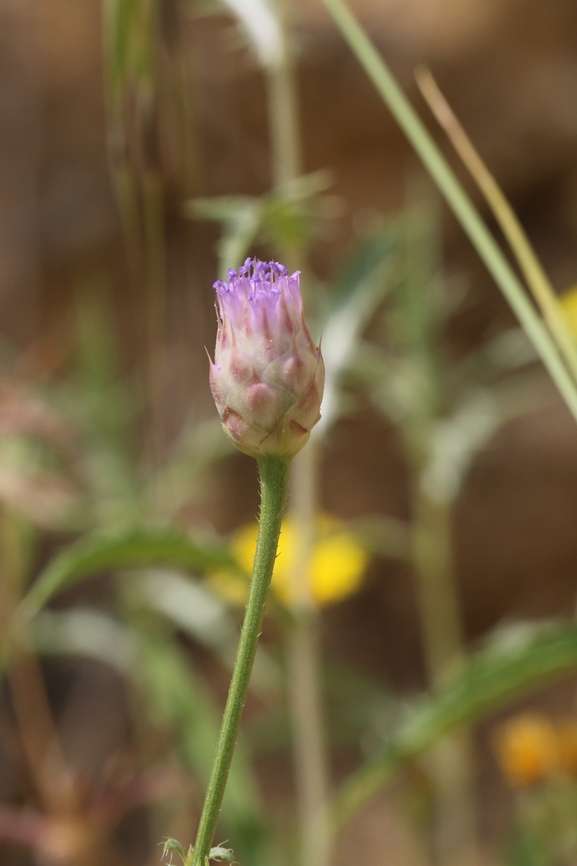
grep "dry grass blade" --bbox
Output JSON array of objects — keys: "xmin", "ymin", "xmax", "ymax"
[{"xmin": 415, "ymin": 66, "xmax": 577, "ymax": 387}]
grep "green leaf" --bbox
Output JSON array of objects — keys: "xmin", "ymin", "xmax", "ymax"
[
  {"xmin": 104, "ymin": 0, "xmax": 158, "ymax": 106},
  {"xmin": 23, "ymin": 528, "xmax": 238, "ymax": 614},
  {"xmin": 215, "ymin": 0, "xmax": 281, "ymax": 69},
  {"xmin": 185, "ymin": 196, "xmax": 263, "ymax": 278},
  {"xmin": 162, "ymin": 838, "xmax": 190, "ymax": 865},
  {"xmin": 185, "ymin": 172, "xmax": 335, "ymax": 278},
  {"xmin": 330, "ymin": 622, "xmax": 577, "ymax": 837},
  {"xmin": 318, "ymin": 226, "xmax": 398, "ymax": 433},
  {"xmin": 208, "ymin": 846, "xmax": 236, "ymax": 864}
]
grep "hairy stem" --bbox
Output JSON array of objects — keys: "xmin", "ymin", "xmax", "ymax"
[{"xmin": 191, "ymin": 456, "xmax": 291, "ymax": 866}]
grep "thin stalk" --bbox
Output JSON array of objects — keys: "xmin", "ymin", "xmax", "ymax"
[
  {"xmin": 287, "ymin": 441, "xmax": 330, "ymax": 866},
  {"xmin": 265, "ymin": 2, "xmax": 332, "ymax": 864},
  {"xmin": 402, "ymin": 196, "xmax": 478, "ymax": 865},
  {"xmin": 412, "ymin": 484, "xmax": 477, "ymax": 866},
  {"xmin": 143, "ymin": 168, "xmax": 168, "ymax": 469},
  {"xmin": 191, "ymin": 457, "xmax": 291, "ymax": 866},
  {"xmin": 266, "ymin": 0, "xmax": 301, "ymax": 190},
  {"xmin": 318, "ymin": 0, "xmax": 577, "ymax": 424},
  {"xmin": 415, "ymin": 67, "xmax": 577, "ymax": 387},
  {"xmin": 412, "ymin": 487, "xmax": 464, "ymax": 687},
  {"xmin": 0, "ymin": 510, "xmax": 72, "ymax": 815}
]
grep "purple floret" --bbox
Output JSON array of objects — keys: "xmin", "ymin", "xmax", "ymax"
[{"xmin": 213, "ymin": 258, "xmax": 302, "ymax": 332}]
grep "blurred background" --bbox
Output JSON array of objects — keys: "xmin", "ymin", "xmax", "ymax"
[{"xmin": 2, "ymin": 0, "xmax": 577, "ymax": 864}]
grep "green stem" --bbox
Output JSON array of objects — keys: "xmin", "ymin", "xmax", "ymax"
[
  {"xmin": 267, "ymin": 0, "xmax": 302, "ymax": 190},
  {"xmin": 191, "ymin": 456, "xmax": 291, "ymax": 866},
  {"xmin": 287, "ymin": 440, "xmax": 331, "ymax": 866}
]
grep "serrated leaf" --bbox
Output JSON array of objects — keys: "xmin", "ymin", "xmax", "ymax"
[{"xmin": 23, "ymin": 528, "xmax": 239, "ymax": 614}]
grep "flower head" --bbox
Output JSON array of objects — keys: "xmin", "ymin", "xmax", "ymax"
[{"xmin": 209, "ymin": 258, "xmax": 324, "ymax": 459}]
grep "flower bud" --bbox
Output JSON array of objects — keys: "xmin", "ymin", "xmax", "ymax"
[{"xmin": 209, "ymin": 258, "xmax": 324, "ymax": 459}]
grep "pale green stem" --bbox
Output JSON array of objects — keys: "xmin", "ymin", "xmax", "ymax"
[
  {"xmin": 265, "ymin": 3, "xmax": 332, "ymax": 865},
  {"xmin": 191, "ymin": 457, "xmax": 291, "ymax": 866},
  {"xmin": 287, "ymin": 441, "xmax": 330, "ymax": 866},
  {"xmin": 412, "ymin": 486, "xmax": 464, "ymax": 688},
  {"xmin": 266, "ymin": 0, "xmax": 302, "ymax": 190},
  {"xmin": 412, "ymin": 482, "xmax": 477, "ymax": 866},
  {"xmin": 319, "ymin": 0, "xmax": 577, "ymax": 423}
]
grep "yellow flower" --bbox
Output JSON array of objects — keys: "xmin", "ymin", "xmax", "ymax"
[
  {"xmin": 494, "ymin": 713, "xmax": 558, "ymax": 787},
  {"xmin": 210, "ymin": 515, "xmax": 368, "ymax": 609},
  {"xmin": 560, "ymin": 286, "xmax": 577, "ymax": 338}
]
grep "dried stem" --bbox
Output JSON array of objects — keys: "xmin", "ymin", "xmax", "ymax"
[{"xmin": 415, "ymin": 67, "xmax": 577, "ymax": 387}]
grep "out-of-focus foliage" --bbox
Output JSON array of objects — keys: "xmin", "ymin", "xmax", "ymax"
[
  {"xmin": 2, "ymin": 1, "xmax": 577, "ymax": 865},
  {"xmin": 186, "ymin": 172, "xmax": 338, "ymax": 277},
  {"xmin": 330, "ymin": 622, "xmax": 577, "ymax": 833},
  {"xmin": 24, "ymin": 527, "xmax": 239, "ymax": 613}
]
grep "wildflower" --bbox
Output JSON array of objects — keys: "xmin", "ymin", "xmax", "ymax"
[
  {"xmin": 494, "ymin": 713, "xmax": 558, "ymax": 787},
  {"xmin": 209, "ymin": 258, "xmax": 324, "ymax": 459},
  {"xmin": 211, "ymin": 515, "xmax": 368, "ymax": 608}
]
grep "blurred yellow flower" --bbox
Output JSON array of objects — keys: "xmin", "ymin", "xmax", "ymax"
[
  {"xmin": 556, "ymin": 721, "xmax": 577, "ymax": 778},
  {"xmin": 560, "ymin": 286, "xmax": 577, "ymax": 338},
  {"xmin": 494, "ymin": 713, "xmax": 558, "ymax": 787},
  {"xmin": 210, "ymin": 515, "xmax": 369, "ymax": 609}
]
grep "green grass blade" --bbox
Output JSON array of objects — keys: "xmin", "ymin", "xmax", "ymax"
[
  {"xmin": 319, "ymin": 0, "xmax": 577, "ymax": 423},
  {"xmin": 330, "ymin": 622, "xmax": 577, "ymax": 836},
  {"xmin": 22, "ymin": 528, "xmax": 238, "ymax": 615}
]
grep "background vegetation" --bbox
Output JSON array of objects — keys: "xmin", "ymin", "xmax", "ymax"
[{"xmin": 1, "ymin": 1, "xmax": 577, "ymax": 864}]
